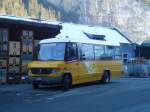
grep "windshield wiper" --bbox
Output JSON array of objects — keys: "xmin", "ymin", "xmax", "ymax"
[{"xmin": 38, "ymin": 59, "xmax": 63, "ymax": 61}]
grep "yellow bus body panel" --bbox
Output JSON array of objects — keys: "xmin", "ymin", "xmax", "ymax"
[{"xmin": 28, "ymin": 60, "xmax": 122, "ymax": 85}]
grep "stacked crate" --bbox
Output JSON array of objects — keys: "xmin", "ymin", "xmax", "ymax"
[
  {"xmin": 8, "ymin": 41, "xmax": 21, "ymax": 83},
  {"xmin": 0, "ymin": 29, "xmax": 8, "ymax": 84},
  {"xmin": 0, "ymin": 29, "xmax": 38, "ymax": 84},
  {"xmin": 21, "ymin": 30, "xmax": 34, "ymax": 78}
]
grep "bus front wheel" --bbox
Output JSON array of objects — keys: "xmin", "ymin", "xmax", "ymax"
[
  {"xmin": 62, "ymin": 74, "xmax": 72, "ymax": 91},
  {"xmin": 101, "ymin": 71, "xmax": 110, "ymax": 84},
  {"xmin": 32, "ymin": 83, "xmax": 39, "ymax": 89}
]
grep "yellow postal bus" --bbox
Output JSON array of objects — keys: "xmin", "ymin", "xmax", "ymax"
[{"xmin": 28, "ymin": 24, "xmax": 124, "ymax": 90}]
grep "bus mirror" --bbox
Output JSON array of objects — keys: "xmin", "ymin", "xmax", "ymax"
[{"xmin": 33, "ymin": 46, "xmax": 39, "ymax": 60}]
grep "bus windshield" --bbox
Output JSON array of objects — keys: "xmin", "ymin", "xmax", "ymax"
[{"xmin": 38, "ymin": 43, "xmax": 65, "ymax": 61}]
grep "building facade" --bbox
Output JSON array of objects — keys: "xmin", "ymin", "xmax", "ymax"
[{"xmin": 0, "ymin": 15, "xmax": 61, "ymax": 84}]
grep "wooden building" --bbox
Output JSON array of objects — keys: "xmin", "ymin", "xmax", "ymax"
[{"xmin": 0, "ymin": 15, "xmax": 61, "ymax": 84}]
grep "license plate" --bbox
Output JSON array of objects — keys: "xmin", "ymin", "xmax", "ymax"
[{"xmin": 36, "ymin": 78, "xmax": 42, "ymax": 81}]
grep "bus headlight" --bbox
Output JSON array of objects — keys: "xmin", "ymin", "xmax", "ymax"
[
  {"xmin": 51, "ymin": 69, "xmax": 60, "ymax": 75},
  {"xmin": 28, "ymin": 68, "xmax": 31, "ymax": 73}
]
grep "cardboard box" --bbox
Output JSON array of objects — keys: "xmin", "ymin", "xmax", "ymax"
[
  {"xmin": 21, "ymin": 66, "xmax": 27, "ymax": 73},
  {"xmin": 22, "ymin": 30, "xmax": 33, "ymax": 38},
  {"xmin": 22, "ymin": 38, "xmax": 33, "ymax": 45},
  {"xmin": 9, "ymin": 41, "xmax": 20, "ymax": 55},
  {"xmin": 34, "ymin": 40, "xmax": 40, "ymax": 47},
  {"xmin": 22, "ymin": 39, "xmax": 27, "ymax": 45},
  {"xmin": 21, "ymin": 54, "xmax": 32, "ymax": 60},
  {"xmin": 0, "ymin": 43, "xmax": 7, "ymax": 52},
  {"xmin": 0, "ymin": 44, "xmax": 2, "ymax": 52},
  {"xmin": 0, "ymin": 30, "xmax": 2, "ymax": 42},
  {"xmin": 0, "ymin": 29, "xmax": 8, "ymax": 42},
  {"xmin": 1, "ymin": 76, "xmax": 7, "ymax": 83},
  {"xmin": 28, "ymin": 45, "xmax": 33, "ymax": 53},
  {"xmin": 22, "ymin": 60, "xmax": 31, "ymax": 66},
  {"xmin": 2, "ymin": 43, "xmax": 8, "ymax": 51},
  {"xmin": 9, "ymin": 57, "xmax": 20, "ymax": 66},
  {"xmin": 8, "ymin": 66, "xmax": 20, "ymax": 73},
  {"xmin": 21, "ymin": 65, "xmax": 28, "ymax": 73},
  {"xmin": 21, "ymin": 60, "xmax": 30, "ymax": 73},
  {"xmin": 22, "ymin": 44, "xmax": 27, "ymax": 54},
  {"xmin": 0, "ymin": 52, "xmax": 7, "ymax": 58},
  {"xmin": 27, "ymin": 39, "xmax": 33, "ymax": 45},
  {"xmin": 24, "ymin": 39, "xmax": 32, "ymax": 46},
  {"xmin": 22, "ymin": 45, "xmax": 33, "ymax": 54},
  {"xmin": 0, "ymin": 69, "xmax": 7, "ymax": 76},
  {"xmin": 29, "ymin": 31, "xmax": 33, "ymax": 37},
  {"xmin": 0, "ymin": 69, "xmax": 7, "ymax": 83},
  {"xmin": 22, "ymin": 30, "xmax": 28, "ymax": 37},
  {"xmin": 0, "ymin": 38, "xmax": 8, "ymax": 58},
  {"xmin": 2, "ymin": 29, "xmax": 8, "ymax": 42},
  {"xmin": 7, "ymin": 73, "xmax": 21, "ymax": 84},
  {"xmin": 9, "ymin": 41, "xmax": 20, "ymax": 49},
  {"xmin": 21, "ymin": 36, "xmax": 26, "ymax": 41},
  {"xmin": 0, "ymin": 59, "xmax": 7, "ymax": 68}
]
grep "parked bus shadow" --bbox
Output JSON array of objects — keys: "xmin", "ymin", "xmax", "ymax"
[
  {"xmin": 38, "ymin": 81, "xmax": 119, "ymax": 91},
  {"xmin": 71, "ymin": 81, "xmax": 118, "ymax": 89},
  {"xmin": 39, "ymin": 85, "xmax": 62, "ymax": 91}
]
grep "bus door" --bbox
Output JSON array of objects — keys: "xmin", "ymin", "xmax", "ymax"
[{"xmin": 65, "ymin": 43, "xmax": 80, "ymax": 81}]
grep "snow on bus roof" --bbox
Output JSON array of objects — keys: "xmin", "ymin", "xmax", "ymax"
[{"xmin": 40, "ymin": 23, "xmax": 131, "ymax": 46}]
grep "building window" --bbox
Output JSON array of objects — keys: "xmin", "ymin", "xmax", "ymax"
[
  {"xmin": 114, "ymin": 47, "xmax": 121, "ymax": 60},
  {"xmin": 123, "ymin": 53, "xmax": 128, "ymax": 63}
]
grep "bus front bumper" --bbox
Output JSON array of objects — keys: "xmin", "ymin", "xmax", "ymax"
[{"xmin": 29, "ymin": 77, "xmax": 62, "ymax": 85}]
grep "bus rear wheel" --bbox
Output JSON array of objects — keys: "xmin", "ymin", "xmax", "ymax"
[
  {"xmin": 101, "ymin": 71, "xmax": 110, "ymax": 84},
  {"xmin": 62, "ymin": 74, "xmax": 72, "ymax": 91}
]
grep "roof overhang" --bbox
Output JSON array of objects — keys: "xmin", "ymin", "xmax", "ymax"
[{"xmin": 0, "ymin": 15, "xmax": 62, "ymax": 29}]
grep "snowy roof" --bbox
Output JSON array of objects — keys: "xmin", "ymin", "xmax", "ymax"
[
  {"xmin": 0, "ymin": 15, "xmax": 62, "ymax": 28},
  {"xmin": 40, "ymin": 23, "xmax": 131, "ymax": 46},
  {"xmin": 142, "ymin": 40, "xmax": 150, "ymax": 46}
]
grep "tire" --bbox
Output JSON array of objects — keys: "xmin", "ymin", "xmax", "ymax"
[
  {"xmin": 62, "ymin": 75, "xmax": 72, "ymax": 91},
  {"xmin": 32, "ymin": 83, "xmax": 39, "ymax": 89},
  {"xmin": 101, "ymin": 71, "xmax": 110, "ymax": 84}
]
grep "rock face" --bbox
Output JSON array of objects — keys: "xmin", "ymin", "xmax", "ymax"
[
  {"xmin": 0, "ymin": 0, "xmax": 61, "ymax": 20},
  {"xmin": 0, "ymin": 0, "xmax": 150, "ymax": 43},
  {"xmin": 48, "ymin": 0, "xmax": 150, "ymax": 43}
]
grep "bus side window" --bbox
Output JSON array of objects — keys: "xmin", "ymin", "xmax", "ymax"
[
  {"xmin": 94, "ymin": 45, "xmax": 105, "ymax": 60},
  {"xmin": 104, "ymin": 46, "xmax": 115, "ymax": 60},
  {"xmin": 66, "ymin": 43, "xmax": 78, "ymax": 61},
  {"xmin": 81, "ymin": 44, "xmax": 94, "ymax": 60}
]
